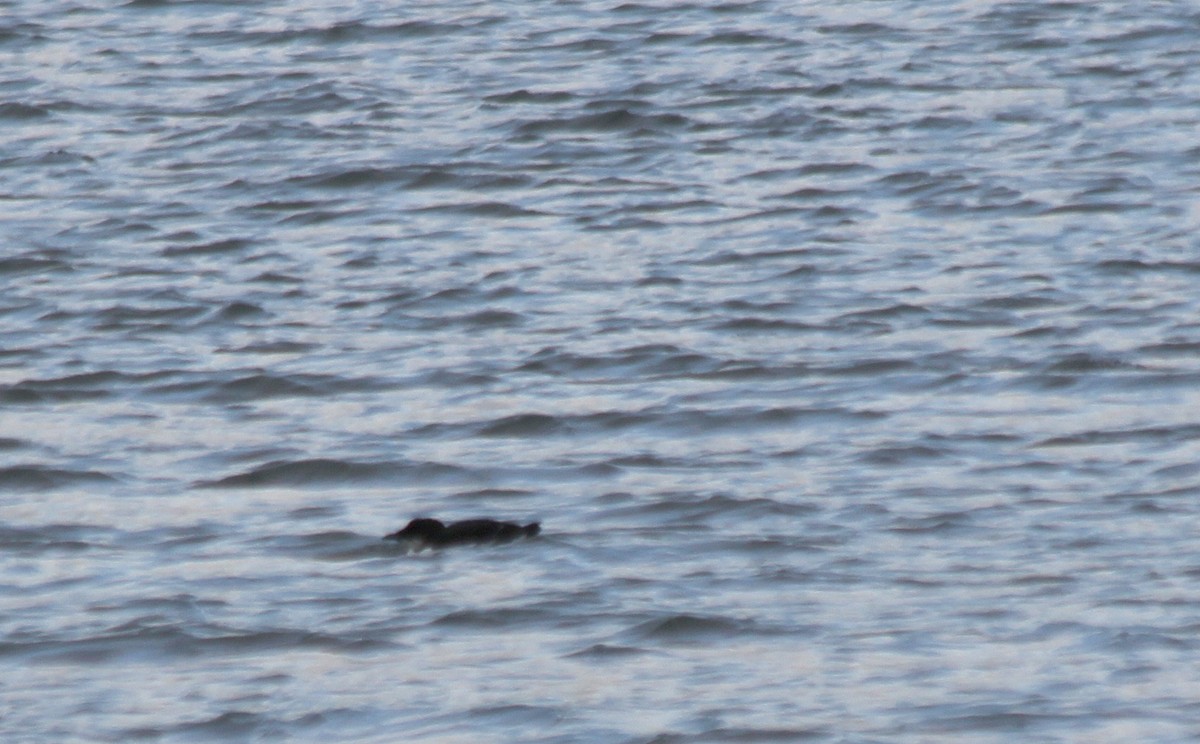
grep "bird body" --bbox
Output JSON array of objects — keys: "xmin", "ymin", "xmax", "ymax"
[{"xmin": 384, "ymin": 518, "xmax": 540, "ymax": 549}]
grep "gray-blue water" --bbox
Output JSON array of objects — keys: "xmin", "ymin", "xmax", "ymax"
[{"xmin": 3, "ymin": 1, "xmax": 1200, "ymax": 741}]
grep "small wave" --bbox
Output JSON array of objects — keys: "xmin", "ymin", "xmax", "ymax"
[
  {"xmin": 972, "ymin": 292, "xmax": 1063, "ymax": 311},
  {"xmin": 222, "ymin": 93, "xmax": 358, "ymax": 121},
  {"xmin": 290, "ymin": 165, "xmax": 413, "ymax": 190},
  {"xmin": 622, "ymin": 197, "xmax": 722, "ymax": 216},
  {"xmin": 1138, "ymin": 340, "xmax": 1200, "ymax": 357},
  {"xmin": 0, "ymin": 523, "xmax": 97, "ymax": 553},
  {"xmin": 214, "ymin": 301, "xmax": 268, "ymax": 320},
  {"xmin": 910, "ymin": 114, "xmax": 974, "ymax": 130},
  {"xmin": 0, "ymin": 624, "xmax": 384, "ymax": 664},
  {"xmin": 453, "ymin": 308, "xmax": 526, "ymax": 327},
  {"xmin": 1043, "ymin": 352, "xmax": 1138, "ymax": 374},
  {"xmin": 1043, "ymin": 201, "xmax": 1151, "ymax": 215},
  {"xmin": 160, "ymin": 237, "xmax": 252, "ymax": 257},
  {"xmin": 255, "ymin": 530, "xmax": 384, "ymax": 560},
  {"xmin": 875, "ymin": 169, "xmax": 935, "ymax": 189},
  {"xmin": 684, "ymin": 726, "xmax": 828, "ymax": 742},
  {"xmin": 202, "ymin": 372, "xmax": 349, "ymax": 402},
  {"xmin": 696, "ymin": 30, "xmax": 787, "ymax": 47},
  {"xmin": 858, "ymin": 444, "xmax": 947, "ymax": 466},
  {"xmin": 887, "ymin": 514, "xmax": 972, "ymax": 534},
  {"xmin": 0, "ymin": 101, "xmax": 50, "ymax": 119},
  {"xmin": 1094, "ymin": 258, "xmax": 1200, "ymax": 275},
  {"xmin": 637, "ymin": 274, "xmax": 683, "ymax": 287},
  {"xmin": 125, "ymin": 705, "xmax": 361, "ymax": 741},
  {"xmin": 517, "ymin": 343, "xmax": 722, "ymax": 378},
  {"xmin": 166, "ymin": 710, "xmax": 263, "ymax": 739},
  {"xmin": 386, "ymin": 308, "xmax": 528, "ymax": 330},
  {"xmin": 415, "ymin": 201, "xmax": 548, "ymax": 218},
  {"xmin": 534, "ymin": 36, "xmax": 619, "ymax": 54},
  {"xmin": 246, "ymin": 201, "xmax": 320, "ymax": 216},
  {"xmin": 248, "ymin": 270, "xmax": 306, "ymax": 284},
  {"xmin": 92, "ymin": 302, "xmax": 209, "ymax": 331},
  {"xmin": 607, "ymin": 453, "xmax": 690, "ymax": 468},
  {"xmin": 798, "ymin": 161, "xmax": 875, "ymax": 177},
  {"xmin": 836, "ymin": 303, "xmax": 929, "ymax": 322},
  {"xmin": 709, "ymin": 317, "xmax": 819, "ymax": 333},
  {"xmin": 624, "ymin": 613, "xmax": 747, "ymax": 644},
  {"xmin": 565, "ymin": 643, "xmax": 647, "ymax": 659},
  {"xmin": 1035, "ymin": 423, "xmax": 1200, "ymax": 448},
  {"xmin": 696, "ymin": 246, "xmax": 833, "ymax": 266},
  {"xmin": 197, "ymin": 457, "xmax": 467, "ymax": 488},
  {"xmin": 144, "ymin": 371, "xmax": 385, "ymax": 403},
  {"xmin": 0, "ymin": 465, "xmax": 115, "ymax": 491},
  {"xmin": 484, "ymin": 89, "xmax": 574, "ymax": 105},
  {"xmin": 405, "ymin": 168, "xmax": 532, "ymax": 191},
  {"xmin": 449, "ymin": 487, "xmax": 536, "ymax": 501},
  {"xmin": 0, "ymin": 374, "xmax": 113, "ymax": 403},
  {"xmin": 927, "ymin": 710, "xmax": 1070, "ymax": 735},
  {"xmin": 603, "ymin": 493, "xmax": 813, "ymax": 525},
  {"xmin": 818, "ymin": 21, "xmax": 901, "ymax": 36},
  {"xmin": 0, "ymin": 254, "xmax": 71, "ymax": 276},
  {"xmin": 515, "ymin": 108, "xmax": 693, "ymax": 137},
  {"xmin": 188, "ymin": 627, "xmax": 389, "ymax": 657},
  {"xmin": 774, "ymin": 186, "xmax": 851, "ymax": 201},
  {"xmin": 432, "ymin": 608, "xmax": 550, "ymax": 628},
  {"xmin": 1010, "ymin": 573, "xmax": 1076, "ymax": 587},
  {"xmin": 125, "ymin": 0, "xmax": 248, "ymax": 6},
  {"xmin": 412, "ymin": 368, "xmax": 500, "ymax": 388},
  {"xmin": 286, "ymin": 163, "xmax": 533, "ymax": 193},
  {"xmin": 572, "ymin": 462, "xmax": 621, "ymax": 478},
  {"xmin": 477, "ymin": 413, "xmax": 564, "ymax": 437},
  {"xmin": 287, "ymin": 505, "xmax": 342, "ymax": 520},
  {"xmin": 391, "ymin": 284, "xmax": 527, "ymax": 310},
  {"xmin": 471, "ymin": 702, "xmax": 561, "ymax": 721},
  {"xmin": 822, "ymin": 358, "xmax": 917, "ymax": 376},
  {"xmin": 453, "ymin": 403, "xmax": 874, "ymax": 442},
  {"xmin": 227, "ymin": 18, "xmax": 468, "ymax": 46}
]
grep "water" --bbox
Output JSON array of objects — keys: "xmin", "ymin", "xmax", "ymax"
[{"xmin": 3, "ymin": 0, "xmax": 1200, "ymax": 741}]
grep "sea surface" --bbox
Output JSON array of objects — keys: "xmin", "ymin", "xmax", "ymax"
[{"xmin": 3, "ymin": 1, "xmax": 1200, "ymax": 741}]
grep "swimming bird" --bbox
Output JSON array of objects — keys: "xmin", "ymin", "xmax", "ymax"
[{"xmin": 384, "ymin": 518, "xmax": 540, "ymax": 549}]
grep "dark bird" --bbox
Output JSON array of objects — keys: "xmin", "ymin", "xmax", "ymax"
[{"xmin": 384, "ymin": 518, "xmax": 540, "ymax": 549}]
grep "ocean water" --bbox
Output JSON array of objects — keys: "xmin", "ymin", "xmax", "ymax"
[{"xmin": 3, "ymin": 0, "xmax": 1200, "ymax": 741}]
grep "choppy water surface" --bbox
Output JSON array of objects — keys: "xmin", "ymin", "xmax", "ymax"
[{"xmin": 4, "ymin": 0, "xmax": 1200, "ymax": 741}]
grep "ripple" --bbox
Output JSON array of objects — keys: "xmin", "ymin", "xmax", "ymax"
[{"xmin": 5, "ymin": 1, "xmax": 1200, "ymax": 741}]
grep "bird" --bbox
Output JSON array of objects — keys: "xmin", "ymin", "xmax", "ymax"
[{"xmin": 384, "ymin": 517, "xmax": 540, "ymax": 549}]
